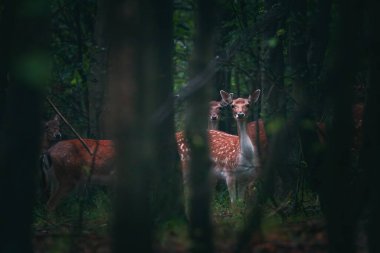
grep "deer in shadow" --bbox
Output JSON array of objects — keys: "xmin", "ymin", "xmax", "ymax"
[{"xmin": 177, "ymin": 90, "xmax": 263, "ymax": 203}]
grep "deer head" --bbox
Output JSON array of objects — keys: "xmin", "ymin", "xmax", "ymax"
[
  {"xmin": 220, "ymin": 89, "xmax": 261, "ymax": 121},
  {"xmin": 208, "ymin": 100, "xmax": 225, "ymax": 130},
  {"xmin": 42, "ymin": 114, "xmax": 62, "ymax": 151}
]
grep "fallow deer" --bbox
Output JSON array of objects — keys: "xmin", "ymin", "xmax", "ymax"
[
  {"xmin": 176, "ymin": 90, "xmax": 262, "ymax": 203},
  {"xmin": 40, "ymin": 114, "xmax": 62, "ymax": 196},
  {"xmin": 210, "ymin": 94, "xmax": 268, "ymax": 158},
  {"xmin": 43, "ymin": 139, "xmax": 115, "ymax": 210},
  {"xmin": 247, "ymin": 119, "xmax": 268, "ymax": 160},
  {"xmin": 41, "ymin": 114, "xmax": 62, "ymax": 152},
  {"xmin": 208, "ymin": 100, "xmax": 227, "ymax": 130}
]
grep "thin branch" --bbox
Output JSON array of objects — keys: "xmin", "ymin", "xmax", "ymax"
[{"xmin": 46, "ymin": 97, "xmax": 93, "ymax": 156}]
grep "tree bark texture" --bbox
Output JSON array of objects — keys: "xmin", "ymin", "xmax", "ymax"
[
  {"xmin": 319, "ymin": 1, "xmax": 362, "ymax": 252},
  {"xmin": 88, "ymin": 0, "xmax": 109, "ymax": 138},
  {"xmin": 0, "ymin": 1, "xmax": 49, "ymax": 252},
  {"xmin": 185, "ymin": 1, "xmax": 216, "ymax": 253}
]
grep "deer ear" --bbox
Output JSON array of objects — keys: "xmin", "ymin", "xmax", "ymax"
[
  {"xmin": 248, "ymin": 89, "xmax": 261, "ymax": 103},
  {"xmin": 53, "ymin": 114, "xmax": 61, "ymax": 123},
  {"xmin": 220, "ymin": 90, "xmax": 233, "ymax": 105}
]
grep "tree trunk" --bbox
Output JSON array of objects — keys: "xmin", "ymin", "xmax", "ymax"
[
  {"xmin": 260, "ymin": 0, "xmax": 286, "ymax": 198},
  {"xmin": 88, "ymin": 0, "xmax": 108, "ymax": 138},
  {"xmin": 107, "ymin": 0, "xmax": 166, "ymax": 252},
  {"xmin": 319, "ymin": 1, "xmax": 361, "ymax": 252},
  {"xmin": 362, "ymin": 0, "xmax": 380, "ymax": 252},
  {"xmin": 286, "ymin": 0, "xmax": 309, "ymax": 208},
  {"xmin": 0, "ymin": 1, "xmax": 49, "ymax": 252},
  {"xmin": 185, "ymin": 1, "xmax": 216, "ymax": 253},
  {"xmin": 260, "ymin": 0, "xmax": 285, "ymax": 126},
  {"xmin": 149, "ymin": 0, "xmax": 185, "ymax": 222},
  {"xmin": 308, "ymin": 0, "xmax": 332, "ymax": 94}
]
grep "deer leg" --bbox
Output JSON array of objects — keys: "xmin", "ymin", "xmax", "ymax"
[
  {"xmin": 236, "ymin": 179, "xmax": 248, "ymax": 202},
  {"xmin": 236, "ymin": 172, "xmax": 254, "ymax": 202},
  {"xmin": 47, "ymin": 182, "xmax": 75, "ymax": 211},
  {"xmin": 226, "ymin": 173, "xmax": 237, "ymax": 204}
]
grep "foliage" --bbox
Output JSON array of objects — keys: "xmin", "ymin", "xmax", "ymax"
[{"xmin": 19, "ymin": 0, "xmax": 375, "ymax": 251}]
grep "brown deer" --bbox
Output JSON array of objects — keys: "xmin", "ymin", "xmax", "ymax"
[
  {"xmin": 41, "ymin": 114, "xmax": 62, "ymax": 152},
  {"xmin": 208, "ymin": 99, "xmax": 229, "ymax": 130},
  {"xmin": 43, "ymin": 139, "xmax": 115, "ymax": 210},
  {"xmin": 177, "ymin": 90, "xmax": 262, "ymax": 203},
  {"xmin": 210, "ymin": 94, "xmax": 268, "ymax": 158},
  {"xmin": 39, "ymin": 114, "xmax": 63, "ymax": 197}
]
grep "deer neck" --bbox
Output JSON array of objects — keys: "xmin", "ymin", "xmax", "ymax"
[
  {"xmin": 237, "ymin": 120, "xmax": 257, "ymax": 168},
  {"xmin": 208, "ymin": 120, "xmax": 218, "ymax": 130},
  {"xmin": 41, "ymin": 136, "xmax": 50, "ymax": 153}
]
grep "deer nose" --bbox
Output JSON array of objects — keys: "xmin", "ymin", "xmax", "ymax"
[
  {"xmin": 211, "ymin": 115, "xmax": 218, "ymax": 120},
  {"xmin": 237, "ymin": 112, "xmax": 245, "ymax": 119},
  {"xmin": 55, "ymin": 133, "xmax": 62, "ymax": 140}
]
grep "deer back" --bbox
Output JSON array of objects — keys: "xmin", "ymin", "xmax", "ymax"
[{"xmin": 48, "ymin": 139, "xmax": 115, "ymax": 183}]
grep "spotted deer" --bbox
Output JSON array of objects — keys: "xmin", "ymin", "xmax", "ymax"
[
  {"xmin": 176, "ymin": 90, "xmax": 262, "ymax": 203},
  {"xmin": 43, "ymin": 138, "xmax": 115, "ymax": 210},
  {"xmin": 208, "ymin": 99, "xmax": 229, "ymax": 130}
]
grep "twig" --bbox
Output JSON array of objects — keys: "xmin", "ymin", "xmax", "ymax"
[{"xmin": 46, "ymin": 97, "xmax": 93, "ymax": 156}]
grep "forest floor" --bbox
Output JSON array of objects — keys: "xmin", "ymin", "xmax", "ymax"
[{"xmin": 32, "ymin": 190, "xmax": 368, "ymax": 253}]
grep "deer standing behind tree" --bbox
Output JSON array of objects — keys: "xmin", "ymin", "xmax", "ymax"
[
  {"xmin": 42, "ymin": 138, "xmax": 115, "ymax": 210},
  {"xmin": 41, "ymin": 114, "xmax": 62, "ymax": 152},
  {"xmin": 208, "ymin": 99, "xmax": 229, "ymax": 130},
  {"xmin": 42, "ymin": 99, "xmax": 228, "ymax": 211},
  {"xmin": 177, "ymin": 90, "xmax": 263, "ymax": 203},
  {"xmin": 39, "ymin": 114, "xmax": 62, "ymax": 198}
]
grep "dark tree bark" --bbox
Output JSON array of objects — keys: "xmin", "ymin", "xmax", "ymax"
[
  {"xmin": 318, "ymin": 1, "xmax": 362, "ymax": 252},
  {"xmin": 296, "ymin": 0, "xmax": 332, "ymax": 200},
  {"xmin": 108, "ymin": 0, "xmax": 180, "ymax": 251},
  {"xmin": 260, "ymin": 0, "xmax": 286, "ymax": 198},
  {"xmin": 149, "ymin": 0, "xmax": 185, "ymax": 222},
  {"xmin": 88, "ymin": 0, "xmax": 108, "ymax": 138},
  {"xmin": 0, "ymin": 0, "xmax": 49, "ymax": 252},
  {"xmin": 288, "ymin": 0, "xmax": 308, "ymax": 107},
  {"xmin": 107, "ymin": 1, "xmax": 167, "ymax": 252},
  {"xmin": 362, "ymin": 0, "xmax": 380, "ymax": 252},
  {"xmin": 214, "ymin": 3, "xmax": 233, "ymax": 133},
  {"xmin": 260, "ymin": 0, "xmax": 285, "ymax": 125},
  {"xmin": 185, "ymin": 1, "xmax": 216, "ymax": 253},
  {"xmin": 286, "ymin": 0, "xmax": 310, "ymax": 207},
  {"xmin": 307, "ymin": 0, "xmax": 332, "ymax": 89}
]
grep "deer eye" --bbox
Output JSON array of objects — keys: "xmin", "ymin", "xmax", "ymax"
[
  {"xmin": 231, "ymin": 105, "xmax": 236, "ymax": 109},
  {"xmin": 246, "ymin": 104, "xmax": 250, "ymax": 108}
]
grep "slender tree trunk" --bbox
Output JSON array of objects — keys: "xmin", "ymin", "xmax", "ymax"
[
  {"xmin": 260, "ymin": 0, "xmax": 286, "ymax": 198},
  {"xmin": 107, "ymin": 1, "xmax": 164, "ymax": 252},
  {"xmin": 319, "ymin": 1, "xmax": 362, "ymax": 252},
  {"xmin": 260, "ymin": 0, "xmax": 285, "ymax": 125},
  {"xmin": 288, "ymin": 0, "xmax": 308, "ymax": 107},
  {"xmin": 150, "ymin": 0, "xmax": 185, "ymax": 222},
  {"xmin": 185, "ymin": 1, "xmax": 216, "ymax": 253},
  {"xmin": 308, "ymin": 0, "xmax": 332, "ymax": 88},
  {"xmin": 88, "ymin": 0, "xmax": 108, "ymax": 138},
  {"xmin": 363, "ymin": 0, "xmax": 380, "ymax": 251},
  {"xmin": 297, "ymin": 0, "xmax": 332, "ymax": 200},
  {"xmin": 286, "ymin": 0, "xmax": 310, "ymax": 207},
  {"xmin": 0, "ymin": 1, "xmax": 49, "ymax": 252}
]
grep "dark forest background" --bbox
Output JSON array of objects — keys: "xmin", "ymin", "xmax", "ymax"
[{"xmin": 0, "ymin": 0, "xmax": 379, "ymax": 252}]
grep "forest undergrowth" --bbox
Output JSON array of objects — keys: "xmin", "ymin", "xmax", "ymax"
[{"xmin": 30, "ymin": 186, "xmax": 356, "ymax": 253}]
